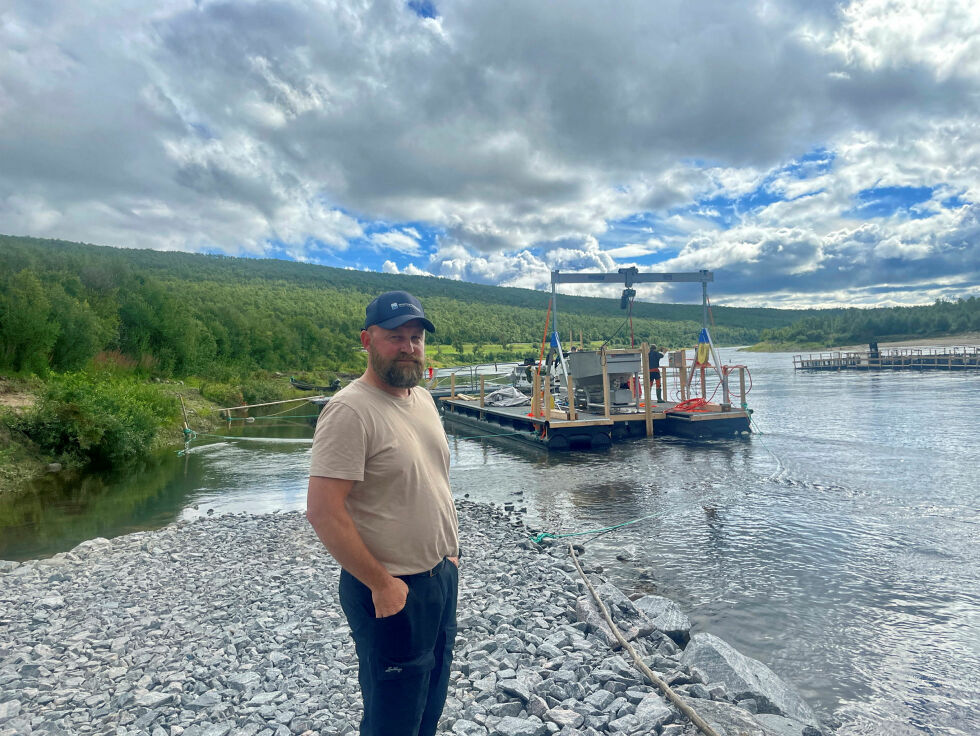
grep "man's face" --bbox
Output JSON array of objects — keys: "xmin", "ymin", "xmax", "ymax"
[{"xmin": 365, "ymin": 321, "xmax": 426, "ymax": 389}]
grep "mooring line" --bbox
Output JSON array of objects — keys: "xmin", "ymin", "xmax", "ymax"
[
  {"xmin": 528, "ymin": 510, "xmax": 666, "ymax": 545},
  {"xmin": 177, "ymin": 432, "xmax": 314, "ymax": 455},
  {"xmin": 225, "ymin": 414, "xmax": 320, "ymax": 421},
  {"xmin": 739, "ymin": 409, "xmax": 789, "ymax": 481},
  {"xmin": 567, "ymin": 543, "xmax": 721, "ymax": 736},
  {"xmin": 449, "ymin": 429, "xmax": 530, "ymax": 440}
]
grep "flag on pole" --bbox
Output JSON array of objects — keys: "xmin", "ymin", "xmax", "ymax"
[{"xmin": 695, "ymin": 327, "xmax": 711, "ymax": 366}]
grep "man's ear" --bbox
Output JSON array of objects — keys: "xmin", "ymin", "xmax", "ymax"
[{"xmin": 360, "ymin": 329, "xmax": 371, "ymax": 350}]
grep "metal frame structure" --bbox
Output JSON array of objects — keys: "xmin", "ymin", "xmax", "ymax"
[
  {"xmin": 549, "ymin": 267, "xmax": 718, "ymax": 400},
  {"xmin": 550, "ymin": 267, "xmax": 714, "ymax": 337}
]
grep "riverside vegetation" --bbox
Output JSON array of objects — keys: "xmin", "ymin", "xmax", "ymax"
[{"xmin": 1, "ymin": 234, "xmax": 976, "ymax": 492}]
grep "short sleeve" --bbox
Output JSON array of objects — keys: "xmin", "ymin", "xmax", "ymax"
[{"xmin": 309, "ymin": 400, "xmax": 367, "ymax": 481}]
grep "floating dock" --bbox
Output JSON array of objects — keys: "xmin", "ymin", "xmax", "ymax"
[
  {"xmin": 438, "ymin": 345, "xmax": 752, "ymax": 451},
  {"xmin": 440, "ymin": 396, "xmax": 750, "ymax": 450},
  {"xmin": 794, "ymin": 346, "xmax": 980, "ymax": 371}
]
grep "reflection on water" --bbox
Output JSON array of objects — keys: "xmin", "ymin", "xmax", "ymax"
[
  {"xmin": 0, "ymin": 415, "xmax": 316, "ymax": 561},
  {"xmin": 1, "ymin": 353, "xmax": 978, "ymax": 735}
]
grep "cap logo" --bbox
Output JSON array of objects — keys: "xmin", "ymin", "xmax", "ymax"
[{"xmin": 390, "ymin": 302, "xmax": 421, "ymax": 313}]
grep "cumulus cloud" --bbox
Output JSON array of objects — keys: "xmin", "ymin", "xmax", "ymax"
[
  {"xmin": 371, "ymin": 230, "xmax": 422, "ymax": 255},
  {"xmin": 0, "ymin": 0, "xmax": 978, "ymax": 307}
]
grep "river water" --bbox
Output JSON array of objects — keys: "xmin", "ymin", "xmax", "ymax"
[{"xmin": 1, "ymin": 349, "xmax": 977, "ymax": 735}]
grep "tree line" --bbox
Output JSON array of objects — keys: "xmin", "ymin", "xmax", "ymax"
[
  {"xmin": 757, "ymin": 298, "xmax": 980, "ymax": 347},
  {"xmin": 2, "ymin": 235, "xmax": 975, "ymax": 379},
  {"xmin": 0, "ymin": 236, "xmax": 770, "ymax": 378}
]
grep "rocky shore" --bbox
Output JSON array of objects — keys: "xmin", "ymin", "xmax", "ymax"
[{"xmin": 0, "ymin": 501, "xmax": 829, "ymax": 736}]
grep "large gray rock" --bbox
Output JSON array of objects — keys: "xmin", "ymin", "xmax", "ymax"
[
  {"xmin": 680, "ymin": 634, "xmax": 818, "ymax": 725},
  {"xmin": 228, "ymin": 671, "xmax": 261, "ymax": 692},
  {"xmin": 574, "ymin": 596, "xmax": 618, "ymax": 647},
  {"xmin": 133, "ymin": 690, "xmax": 174, "ymax": 708},
  {"xmin": 634, "ymin": 693, "xmax": 673, "ymax": 730},
  {"xmin": 453, "ymin": 720, "xmax": 488, "ymax": 736},
  {"xmin": 492, "ymin": 716, "xmax": 548, "ymax": 736},
  {"xmin": 755, "ymin": 712, "xmax": 819, "ymax": 736},
  {"xmin": 632, "ymin": 595, "xmax": 692, "ymax": 646},
  {"xmin": 545, "ymin": 709, "xmax": 584, "ymax": 728},
  {"xmin": 0, "ymin": 700, "xmax": 21, "ymax": 722},
  {"xmin": 678, "ymin": 697, "xmax": 799, "ymax": 736}
]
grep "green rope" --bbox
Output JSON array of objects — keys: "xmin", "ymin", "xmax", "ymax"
[
  {"xmin": 528, "ymin": 510, "xmax": 665, "ymax": 544},
  {"xmin": 177, "ymin": 427, "xmax": 198, "ymax": 456},
  {"xmin": 741, "ymin": 401, "xmax": 761, "ymax": 435}
]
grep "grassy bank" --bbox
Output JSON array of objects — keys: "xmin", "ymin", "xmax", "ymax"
[
  {"xmin": 0, "ymin": 370, "xmax": 348, "ymax": 497},
  {"xmin": 744, "ymin": 331, "xmax": 980, "ymax": 353},
  {"xmin": 742, "ymin": 341, "xmax": 825, "ymax": 352}
]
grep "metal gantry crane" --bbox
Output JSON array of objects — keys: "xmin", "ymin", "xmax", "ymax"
[{"xmin": 549, "ymin": 267, "xmax": 725, "ymax": 402}]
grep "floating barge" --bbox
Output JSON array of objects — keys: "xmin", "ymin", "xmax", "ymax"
[
  {"xmin": 794, "ymin": 346, "xmax": 980, "ymax": 371},
  {"xmin": 438, "ymin": 346, "xmax": 751, "ymax": 451},
  {"xmin": 437, "ymin": 267, "xmax": 756, "ymax": 452}
]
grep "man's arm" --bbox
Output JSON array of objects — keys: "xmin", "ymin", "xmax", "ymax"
[{"xmin": 306, "ymin": 475, "xmax": 408, "ymax": 617}]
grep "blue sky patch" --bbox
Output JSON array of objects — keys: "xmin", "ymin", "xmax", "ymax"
[
  {"xmin": 849, "ymin": 185, "xmax": 935, "ymax": 219},
  {"xmin": 941, "ymin": 193, "xmax": 967, "ymax": 209},
  {"xmin": 407, "ymin": 1, "xmax": 437, "ymax": 19},
  {"xmin": 782, "ymin": 148, "xmax": 834, "ymax": 179},
  {"xmin": 606, "ymin": 147, "xmax": 836, "ymax": 243}
]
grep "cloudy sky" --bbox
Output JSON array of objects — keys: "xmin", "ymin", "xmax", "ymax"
[{"xmin": 2, "ymin": 0, "xmax": 979, "ymax": 307}]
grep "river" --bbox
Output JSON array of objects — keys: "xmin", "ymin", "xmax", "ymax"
[{"xmin": 1, "ymin": 349, "xmax": 977, "ymax": 735}]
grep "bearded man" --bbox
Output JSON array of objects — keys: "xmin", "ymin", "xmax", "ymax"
[{"xmin": 307, "ymin": 291, "xmax": 459, "ymax": 736}]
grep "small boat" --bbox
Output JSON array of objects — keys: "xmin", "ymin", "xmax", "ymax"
[{"xmin": 290, "ymin": 376, "xmax": 342, "ymax": 392}]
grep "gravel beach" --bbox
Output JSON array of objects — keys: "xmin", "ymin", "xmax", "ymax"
[{"xmin": 1, "ymin": 501, "xmax": 828, "ymax": 736}]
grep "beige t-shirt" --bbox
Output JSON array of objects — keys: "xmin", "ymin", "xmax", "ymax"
[{"xmin": 310, "ymin": 378, "xmax": 458, "ymax": 575}]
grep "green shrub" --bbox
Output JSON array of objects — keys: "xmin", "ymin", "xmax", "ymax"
[
  {"xmin": 199, "ymin": 381, "xmax": 244, "ymax": 408},
  {"xmin": 13, "ymin": 372, "xmax": 178, "ymax": 467},
  {"xmin": 239, "ymin": 377, "xmax": 298, "ymax": 405},
  {"xmin": 199, "ymin": 375, "xmax": 299, "ymax": 408}
]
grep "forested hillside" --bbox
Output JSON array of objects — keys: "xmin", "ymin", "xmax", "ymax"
[
  {"xmin": 0, "ymin": 235, "xmax": 811, "ymax": 377},
  {"xmin": 757, "ymin": 298, "xmax": 980, "ymax": 348}
]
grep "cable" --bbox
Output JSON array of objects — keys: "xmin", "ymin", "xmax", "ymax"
[{"xmin": 568, "ymin": 544, "xmax": 721, "ymax": 736}]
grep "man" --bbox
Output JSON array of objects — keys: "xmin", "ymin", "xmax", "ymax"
[
  {"xmin": 648, "ymin": 344, "xmax": 666, "ymax": 403},
  {"xmin": 307, "ymin": 290, "xmax": 459, "ymax": 736}
]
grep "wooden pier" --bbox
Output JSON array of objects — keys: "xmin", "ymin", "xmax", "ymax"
[{"xmin": 794, "ymin": 346, "xmax": 980, "ymax": 371}]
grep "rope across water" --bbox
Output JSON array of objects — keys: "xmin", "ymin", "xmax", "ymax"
[{"xmin": 528, "ymin": 510, "xmax": 667, "ymax": 545}]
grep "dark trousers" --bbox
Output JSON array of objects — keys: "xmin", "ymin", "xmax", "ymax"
[
  {"xmin": 339, "ymin": 559, "xmax": 458, "ymax": 736},
  {"xmin": 650, "ymin": 370, "xmax": 663, "ymax": 400}
]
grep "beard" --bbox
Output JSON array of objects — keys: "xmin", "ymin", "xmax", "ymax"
[{"xmin": 370, "ymin": 349, "xmax": 425, "ymax": 389}]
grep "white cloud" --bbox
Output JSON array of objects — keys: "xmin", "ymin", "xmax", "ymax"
[
  {"xmin": 371, "ymin": 230, "xmax": 422, "ymax": 255},
  {"xmin": 604, "ymin": 239, "xmax": 671, "ymax": 259},
  {"xmin": 0, "ymin": 0, "xmax": 977, "ymax": 307},
  {"xmin": 829, "ymin": 0, "xmax": 980, "ymax": 80}
]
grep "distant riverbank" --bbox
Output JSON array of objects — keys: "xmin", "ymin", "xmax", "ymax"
[
  {"xmin": 827, "ymin": 331, "xmax": 980, "ymax": 351},
  {"xmin": 745, "ymin": 330, "xmax": 980, "ymax": 353}
]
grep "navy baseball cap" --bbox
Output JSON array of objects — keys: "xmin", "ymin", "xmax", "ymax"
[{"xmin": 362, "ymin": 291, "xmax": 435, "ymax": 333}]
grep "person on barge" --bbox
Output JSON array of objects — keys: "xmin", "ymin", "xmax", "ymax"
[
  {"xmin": 307, "ymin": 290, "xmax": 459, "ymax": 736},
  {"xmin": 648, "ymin": 344, "xmax": 666, "ymax": 402}
]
